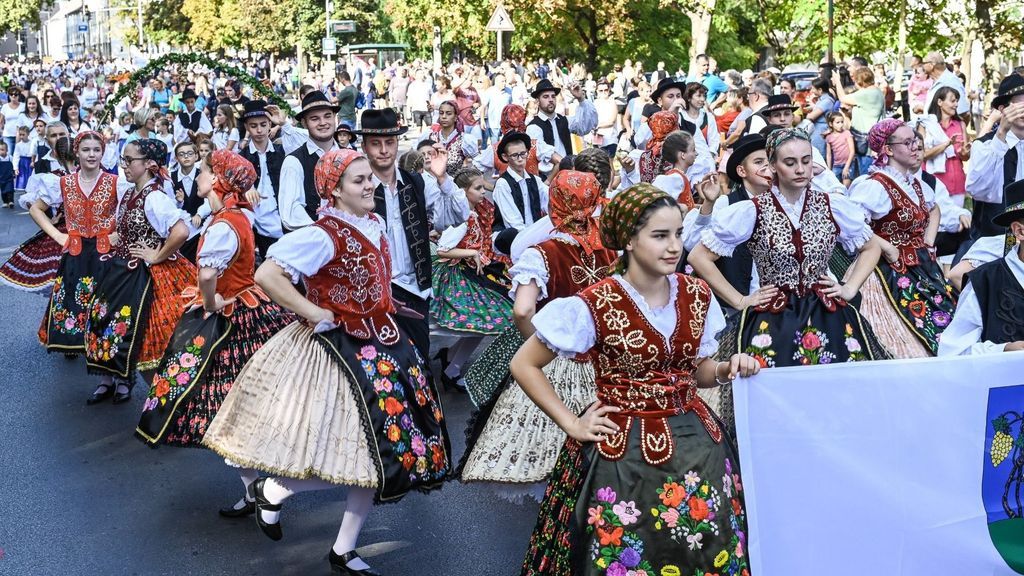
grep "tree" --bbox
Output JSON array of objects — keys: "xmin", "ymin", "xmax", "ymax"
[{"xmin": 0, "ymin": 0, "xmax": 48, "ymax": 37}]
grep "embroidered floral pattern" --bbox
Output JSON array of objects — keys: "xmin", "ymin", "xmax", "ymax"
[
  {"xmin": 143, "ymin": 335, "xmax": 208, "ymax": 412},
  {"xmin": 743, "ymin": 320, "xmax": 776, "ymax": 368},
  {"xmin": 588, "ymin": 486, "xmax": 656, "ymax": 575},
  {"xmin": 85, "ymin": 301, "xmax": 130, "ymax": 362},
  {"xmin": 792, "ymin": 325, "xmax": 835, "ymax": 365},
  {"xmin": 843, "ymin": 323, "xmax": 866, "ymax": 362},
  {"xmin": 895, "ymin": 273, "xmax": 954, "ymax": 352},
  {"xmin": 49, "ymin": 275, "xmax": 95, "ymax": 335}
]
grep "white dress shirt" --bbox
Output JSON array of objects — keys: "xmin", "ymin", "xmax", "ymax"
[
  {"xmin": 248, "ymin": 140, "xmax": 284, "ymax": 239},
  {"xmin": 278, "ymin": 140, "xmax": 339, "ymax": 231},
  {"xmin": 525, "ymin": 99, "xmax": 598, "ymax": 172},
  {"xmin": 939, "ymin": 248, "xmax": 1024, "ymax": 356},
  {"xmin": 492, "ymin": 168, "xmax": 550, "ymax": 233},
  {"xmin": 965, "ymin": 129, "xmax": 1024, "ymax": 204},
  {"xmin": 172, "ymin": 107, "xmax": 213, "ymax": 144}
]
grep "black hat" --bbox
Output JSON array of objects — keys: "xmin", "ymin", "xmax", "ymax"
[
  {"xmin": 650, "ymin": 77, "xmax": 687, "ymax": 102},
  {"xmin": 242, "ymin": 99, "xmax": 271, "ymax": 120},
  {"xmin": 726, "ymin": 134, "xmax": 767, "ymax": 184},
  {"xmin": 993, "ymin": 180, "xmax": 1024, "ymax": 227},
  {"xmin": 354, "ymin": 108, "xmax": 408, "ymax": 137},
  {"xmin": 991, "ymin": 74, "xmax": 1024, "ymax": 110},
  {"xmin": 335, "ymin": 121, "xmax": 356, "ymax": 137},
  {"xmin": 531, "ymin": 79, "xmax": 561, "ymax": 99},
  {"xmin": 294, "ymin": 90, "xmax": 340, "ymax": 122},
  {"xmin": 181, "ymin": 88, "xmax": 198, "ymax": 101},
  {"xmin": 496, "ymin": 131, "xmax": 532, "ymax": 160},
  {"xmin": 759, "ymin": 94, "xmax": 799, "ymax": 115}
]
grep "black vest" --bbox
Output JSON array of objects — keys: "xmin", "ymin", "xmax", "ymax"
[
  {"xmin": 968, "ymin": 257, "xmax": 1024, "ymax": 345},
  {"xmin": 493, "ymin": 171, "xmax": 542, "ymax": 231},
  {"xmin": 287, "ymin": 145, "xmax": 323, "ymax": 222},
  {"xmin": 240, "ymin": 144, "xmax": 285, "ymax": 204},
  {"xmin": 714, "ymin": 187, "xmax": 756, "ymax": 309},
  {"xmin": 972, "ymin": 130, "xmax": 1019, "ymax": 239},
  {"xmin": 171, "ymin": 168, "xmax": 203, "ymax": 216},
  {"xmin": 529, "ymin": 114, "xmax": 573, "ymax": 154},
  {"xmin": 177, "ymin": 109, "xmax": 203, "ymax": 132},
  {"xmin": 372, "ymin": 168, "xmax": 432, "ymax": 291}
]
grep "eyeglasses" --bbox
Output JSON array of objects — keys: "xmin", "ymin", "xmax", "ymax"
[
  {"xmin": 887, "ymin": 139, "xmax": 923, "ymax": 151},
  {"xmin": 507, "ymin": 151, "xmax": 529, "ymax": 160},
  {"xmin": 177, "ymin": 151, "xmax": 197, "ymax": 158},
  {"xmin": 119, "ymin": 155, "xmax": 146, "ymax": 166}
]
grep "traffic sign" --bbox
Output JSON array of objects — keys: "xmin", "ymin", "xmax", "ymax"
[
  {"xmin": 331, "ymin": 20, "xmax": 356, "ymax": 34},
  {"xmin": 486, "ymin": 5, "xmax": 514, "ymax": 31},
  {"xmin": 78, "ymin": 24, "xmax": 89, "ymax": 32},
  {"xmin": 322, "ymin": 37, "xmax": 337, "ymax": 55}
]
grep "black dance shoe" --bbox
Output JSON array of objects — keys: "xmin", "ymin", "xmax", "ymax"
[
  {"xmin": 438, "ymin": 370, "xmax": 467, "ymax": 394},
  {"xmin": 252, "ymin": 478, "xmax": 283, "ymax": 541},
  {"xmin": 329, "ymin": 550, "xmax": 382, "ymax": 576},
  {"xmin": 86, "ymin": 384, "xmax": 115, "ymax": 405},
  {"xmin": 218, "ymin": 499, "xmax": 256, "ymax": 518},
  {"xmin": 112, "ymin": 378, "xmax": 136, "ymax": 404}
]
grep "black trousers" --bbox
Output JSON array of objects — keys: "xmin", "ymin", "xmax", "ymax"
[
  {"xmin": 392, "ymin": 283, "xmax": 430, "ymax": 364},
  {"xmin": 254, "ymin": 230, "xmax": 278, "ymax": 263}
]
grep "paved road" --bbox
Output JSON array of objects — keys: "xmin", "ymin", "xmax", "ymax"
[{"xmin": 0, "ymin": 196, "xmax": 541, "ymax": 575}]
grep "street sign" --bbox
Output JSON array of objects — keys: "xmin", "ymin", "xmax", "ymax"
[
  {"xmin": 78, "ymin": 24, "xmax": 89, "ymax": 32},
  {"xmin": 486, "ymin": 5, "xmax": 514, "ymax": 31},
  {"xmin": 322, "ymin": 37, "xmax": 337, "ymax": 55},
  {"xmin": 331, "ymin": 20, "xmax": 356, "ymax": 34}
]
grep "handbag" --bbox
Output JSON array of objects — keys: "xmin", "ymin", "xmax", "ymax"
[{"xmin": 850, "ymin": 128, "xmax": 870, "ymax": 156}]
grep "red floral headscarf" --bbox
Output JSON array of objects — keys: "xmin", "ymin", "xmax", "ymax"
[
  {"xmin": 208, "ymin": 149, "xmax": 257, "ymax": 210},
  {"xmin": 639, "ymin": 111, "xmax": 679, "ymax": 183},
  {"xmin": 454, "ymin": 86, "xmax": 480, "ymax": 131},
  {"xmin": 73, "ymin": 130, "xmax": 106, "ymax": 155},
  {"xmin": 314, "ymin": 149, "xmax": 366, "ymax": 201},
  {"xmin": 867, "ymin": 118, "xmax": 907, "ymax": 168},
  {"xmin": 549, "ymin": 170, "xmax": 604, "ymax": 254},
  {"xmin": 500, "ymin": 104, "xmax": 528, "ymax": 134}
]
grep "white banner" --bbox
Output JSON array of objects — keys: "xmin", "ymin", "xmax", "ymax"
[{"xmin": 733, "ymin": 352, "xmax": 1024, "ymax": 576}]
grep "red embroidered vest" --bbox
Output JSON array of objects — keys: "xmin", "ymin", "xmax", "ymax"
[
  {"xmin": 184, "ymin": 208, "xmax": 266, "ymax": 316},
  {"xmin": 665, "ymin": 169, "xmax": 695, "ymax": 210},
  {"xmin": 445, "ymin": 199, "xmax": 503, "ymax": 266},
  {"xmin": 491, "ymin": 141, "xmax": 541, "ymax": 176},
  {"xmin": 533, "ymin": 237, "xmax": 617, "ymax": 307},
  {"xmin": 577, "ymin": 274, "xmax": 722, "ymax": 466},
  {"xmin": 304, "ymin": 214, "xmax": 401, "ymax": 345},
  {"xmin": 868, "ymin": 172, "xmax": 928, "ymax": 272},
  {"xmin": 60, "ymin": 172, "xmax": 118, "ymax": 255}
]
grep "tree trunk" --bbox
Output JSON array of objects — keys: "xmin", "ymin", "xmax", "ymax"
[
  {"xmin": 959, "ymin": 27, "xmax": 976, "ymax": 93},
  {"xmin": 892, "ymin": 0, "xmax": 907, "ymax": 94},
  {"xmin": 686, "ymin": 0, "xmax": 717, "ymax": 79}
]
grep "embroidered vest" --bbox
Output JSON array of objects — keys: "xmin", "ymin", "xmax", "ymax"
[
  {"xmin": 868, "ymin": 172, "xmax": 928, "ymax": 271},
  {"xmin": 184, "ymin": 208, "xmax": 264, "ymax": 316},
  {"xmin": 60, "ymin": 172, "xmax": 118, "ymax": 255},
  {"xmin": 240, "ymin": 145, "xmax": 285, "ymax": 202},
  {"xmin": 529, "ymin": 114, "xmax": 573, "ymax": 154},
  {"xmin": 304, "ymin": 214, "xmax": 401, "ymax": 345},
  {"xmin": 113, "ymin": 183, "xmax": 165, "ymax": 261},
  {"xmin": 578, "ymin": 275, "xmax": 721, "ymax": 466},
  {"xmin": 533, "ymin": 237, "xmax": 617, "ymax": 307},
  {"xmin": 430, "ymin": 129, "xmax": 467, "ymax": 176},
  {"xmin": 371, "ymin": 169, "xmax": 432, "ymax": 291},
  {"xmin": 491, "ymin": 141, "xmax": 541, "ymax": 177},
  {"xmin": 493, "ymin": 170, "xmax": 542, "ymax": 231},
  {"xmin": 446, "ymin": 199, "xmax": 502, "ymax": 266},
  {"xmin": 638, "ymin": 150, "xmax": 671, "ymax": 184},
  {"xmin": 968, "ymin": 258, "xmax": 1024, "ymax": 345}
]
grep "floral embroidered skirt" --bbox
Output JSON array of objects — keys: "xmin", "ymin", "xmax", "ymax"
[
  {"xmin": 40, "ymin": 239, "xmax": 107, "ymax": 351},
  {"xmin": 430, "ymin": 259, "xmax": 513, "ymax": 335},
  {"xmin": 521, "ymin": 411, "xmax": 749, "ymax": 576},
  {"xmin": 136, "ymin": 297, "xmax": 293, "ymax": 448},
  {"xmin": 0, "ymin": 227, "xmax": 64, "ymax": 293},
  {"xmin": 858, "ymin": 249, "xmax": 957, "ymax": 358},
  {"xmin": 137, "ymin": 256, "xmax": 197, "ymax": 371},
  {"xmin": 463, "ymin": 324, "xmax": 526, "ymax": 408},
  {"xmin": 460, "ymin": 356, "xmax": 596, "ymax": 503},
  {"xmin": 203, "ymin": 322, "xmax": 452, "ymax": 503},
  {"xmin": 85, "ymin": 257, "xmax": 154, "ymax": 377}
]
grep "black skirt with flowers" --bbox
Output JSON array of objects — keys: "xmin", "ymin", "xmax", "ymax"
[
  {"xmin": 42, "ymin": 238, "xmax": 108, "ymax": 352},
  {"xmin": 874, "ymin": 248, "xmax": 957, "ymax": 355}
]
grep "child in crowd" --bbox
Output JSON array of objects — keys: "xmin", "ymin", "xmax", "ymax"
[
  {"xmin": 211, "ymin": 104, "xmax": 239, "ymax": 152},
  {"xmin": 399, "ymin": 149, "xmax": 424, "ymax": 175},
  {"xmin": 100, "ymin": 127, "xmax": 119, "ymax": 174},
  {"xmin": 334, "ymin": 122, "xmax": 357, "ymax": 150},
  {"xmin": 652, "ymin": 130, "xmax": 697, "ymax": 210},
  {"xmin": 13, "ymin": 125, "xmax": 34, "ymax": 193},
  {"xmin": 156, "ymin": 118, "xmax": 175, "ymax": 166},
  {"xmin": 196, "ymin": 135, "xmax": 215, "ymax": 160},
  {"xmin": 825, "ymin": 111, "xmax": 855, "ymax": 186},
  {"xmin": 31, "ymin": 118, "xmax": 48, "ymax": 160},
  {"xmin": 0, "ymin": 141, "xmax": 14, "ymax": 208}
]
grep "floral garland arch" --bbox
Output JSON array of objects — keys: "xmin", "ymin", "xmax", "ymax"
[{"xmin": 101, "ymin": 52, "xmax": 291, "ymax": 124}]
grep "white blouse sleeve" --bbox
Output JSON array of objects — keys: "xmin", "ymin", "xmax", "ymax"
[
  {"xmin": 534, "ymin": 139, "xmax": 558, "ymax": 164},
  {"xmin": 652, "ymin": 173, "xmax": 684, "ymax": 198},
  {"xmin": 471, "ymin": 146, "xmax": 496, "ymax": 173},
  {"xmin": 828, "ymin": 193, "xmax": 873, "ymax": 253},
  {"xmin": 196, "ymin": 222, "xmax": 238, "ymax": 272},
  {"xmin": 962, "ymin": 235, "xmax": 1007, "ymax": 267},
  {"xmin": 510, "ymin": 216, "xmax": 556, "ymax": 263},
  {"xmin": 36, "ymin": 174, "xmax": 64, "ymax": 208},
  {"xmin": 532, "ymin": 295, "xmax": 597, "ymax": 357},
  {"xmin": 144, "ymin": 191, "xmax": 189, "ymax": 238},
  {"xmin": 437, "ymin": 223, "xmax": 468, "ymax": 252},
  {"xmin": 509, "ymin": 247, "xmax": 550, "ymax": 300},
  {"xmin": 699, "ymin": 199, "xmax": 756, "ymax": 257},
  {"xmin": 847, "ymin": 177, "xmax": 893, "ymax": 221},
  {"xmin": 266, "ymin": 225, "xmax": 334, "ymax": 283},
  {"xmin": 699, "ymin": 296, "xmax": 727, "ymax": 359}
]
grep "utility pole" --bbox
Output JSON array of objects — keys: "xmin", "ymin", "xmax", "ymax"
[{"xmin": 137, "ymin": 0, "xmax": 144, "ymax": 51}]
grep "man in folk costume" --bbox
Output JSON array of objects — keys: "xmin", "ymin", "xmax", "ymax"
[
  {"xmin": 356, "ymin": 108, "xmax": 458, "ymax": 362},
  {"xmin": 631, "ymin": 76, "xmax": 687, "ymax": 149},
  {"xmin": 172, "ymin": 88, "xmax": 212, "ymax": 145},
  {"xmin": 939, "ymin": 179, "xmax": 1024, "ymax": 356},
  {"xmin": 965, "ymin": 74, "xmax": 1024, "ymax": 241},
  {"xmin": 525, "ymin": 79, "xmax": 597, "ymax": 174},
  {"xmin": 472, "ymin": 103, "xmax": 560, "ymax": 181},
  {"xmin": 278, "ymin": 91, "xmax": 340, "ymax": 231},
  {"xmin": 491, "ymin": 131, "xmax": 550, "ymax": 256},
  {"xmin": 238, "ymin": 100, "xmax": 284, "ymax": 259}
]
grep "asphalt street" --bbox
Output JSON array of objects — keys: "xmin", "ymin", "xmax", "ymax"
[{"xmin": 0, "ymin": 190, "xmax": 541, "ymax": 576}]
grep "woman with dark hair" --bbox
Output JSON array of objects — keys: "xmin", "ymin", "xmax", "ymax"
[
  {"xmin": 919, "ymin": 86, "xmax": 969, "ymax": 206},
  {"xmin": 678, "ymin": 81, "xmax": 720, "ymax": 180},
  {"xmin": 807, "ymin": 77, "xmax": 837, "ymax": 158},
  {"xmin": 419, "ymin": 99, "xmax": 479, "ymax": 176},
  {"xmin": 23, "ymin": 95, "xmax": 44, "ymax": 124},
  {"xmin": 60, "ymin": 99, "xmax": 91, "ymax": 137}
]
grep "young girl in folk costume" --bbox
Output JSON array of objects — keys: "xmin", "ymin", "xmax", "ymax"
[
  {"xmin": 202, "ymin": 149, "xmax": 450, "ymax": 576},
  {"xmin": 431, "ymin": 167, "xmax": 513, "ymax": 389},
  {"xmin": 0, "ymin": 121, "xmax": 74, "ymax": 292},
  {"xmin": 652, "ymin": 130, "xmax": 697, "ymax": 210},
  {"xmin": 848, "ymin": 119, "xmax": 957, "ymax": 357},
  {"xmin": 516, "ymin": 184, "xmax": 760, "ymax": 576},
  {"xmin": 84, "ymin": 138, "xmax": 196, "ymax": 403},
  {"xmin": 136, "ymin": 150, "xmax": 292, "ymax": 457},
  {"xmin": 211, "ymin": 104, "xmax": 239, "ymax": 153},
  {"xmin": 28, "ymin": 131, "xmax": 118, "ymax": 402},
  {"xmin": 420, "ymin": 100, "xmax": 480, "ymax": 176},
  {"xmin": 460, "ymin": 170, "xmax": 618, "ymax": 503},
  {"xmin": 14, "ymin": 125, "xmax": 34, "ymax": 194},
  {"xmin": 689, "ymin": 128, "xmax": 889, "ymax": 369},
  {"xmin": 623, "ymin": 110, "xmax": 678, "ymax": 188}
]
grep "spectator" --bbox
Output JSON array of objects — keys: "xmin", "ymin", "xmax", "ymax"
[
  {"xmin": 921, "ymin": 51, "xmax": 969, "ymax": 117},
  {"xmin": 807, "ymin": 77, "xmax": 837, "ymax": 158},
  {"xmin": 833, "ymin": 67, "xmax": 884, "ymax": 177}
]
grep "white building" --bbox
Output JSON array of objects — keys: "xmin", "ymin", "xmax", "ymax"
[{"xmin": 41, "ymin": 0, "xmax": 131, "ymax": 60}]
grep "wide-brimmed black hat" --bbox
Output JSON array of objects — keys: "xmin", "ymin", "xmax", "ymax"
[
  {"xmin": 242, "ymin": 99, "xmax": 271, "ymax": 120},
  {"xmin": 294, "ymin": 90, "xmax": 340, "ymax": 122},
  {"xmin": 726, "ymin": 133, "xmax": 767, "ymax": 184},
  {"xmin": 496, "ymin": 131, "xmax": 532, "ymax": 159},
  {"xmin": 531, "ymin": 79, "xmax": 560, "ymax": 99},
  {"xmin": 759, "ymin": 94, "xmax": 799, "ymax": 115},
  {"xmin": 354, "ymin": 108, "xmax": 408, "ymax": 137},
  {"xmin": 991, "ymin": 74, "xmax": 1024, "ymax": 110},
  {"xmin": 181, "ymin": 88, "xmax": 198, "ymax": 101},
  {"xmin": 650, "ymin": 77, "xmax": 687, "ymax": 102},
  {"xmin": 335, "ymin": 121, "xmax": 356, "ymax": 138},
  {"xmin": 993, "ymin": 180, "xmax": 1024, "ymax": 227}
]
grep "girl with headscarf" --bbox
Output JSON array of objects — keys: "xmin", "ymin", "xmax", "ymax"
[
  {"xmin": 27, "ymin": 131, "xmax": 118, "ymax": 402},
  {"xmin": 84, "ymin": 138, "xmax": 196, "ymax": 403},
  {"xmin": 431, "ymin": 167, "xmax": 514, "ymax": 390},
  {"xmin": 418, "ymin": 99, "xmax": 480, "ymax": 176},
  {"xmin": 690, "ymin": 128, "xmax": 888, "ymax": 372},
  {"xmin": 848, "ymin": 118, "xmax": 957, "ymax": 357},
  {"xmin": 471, "ymin": 104, "xmax": 560, "ymax": 179},
  {"xmin": 460, "ymin": 170, "xmax": 618, "ymax": 502},
  {"xmin": 630, "ymin": 110, "xmax": 678, "ymax": 186},
  {"xmin": 515, "ymin": 183, "xmax": 760, "ymax": 575},
  {"xmin": 202, "ymin": 149, "xmax": 450, "ymax": 576}
]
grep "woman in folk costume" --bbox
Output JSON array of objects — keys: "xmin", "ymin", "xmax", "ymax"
[
  {"xmin": 460, "ymin": 170, "xmax": 618, "ymax": 503},
  {"xmin": 472, "ymin": 104, "xmax": 559, "ymax": 179},
  {"xmin": 516, "ymin": 184, "xmax": 760, "ymax": 576},
  {"xmin": 0, "ymin": 121, "xmax": 74, "ymax": 292},
  {"xmin": 136, "ymin": 150, "xmax": 292, "ymax": 458},
  {"xmin": 689, "ymin": 128, "xmax": 889, "ymax": 368},
  {"xmin": 848, "ymin": 118, "xmax": 957, "ymax": 357},
  {"xmin": 617, "ymin": 111, "xmax": 679, "ymax": 192},
  {"xmin": 202, "ymin": 149, "xmax": 450, "ymax": 576},
  {"xmin": 84, "ymin": 138, "xmax": 196, "ymax": 403},
  {"xmin": 29, "ymin": 131, "xmax": 118, "ymax": 402},
  {"xmin": 419, "ymin": 100, "xmax": 479, "ymax": 176}
]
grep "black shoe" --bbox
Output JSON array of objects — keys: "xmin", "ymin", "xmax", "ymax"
[
  {"xmin": 252, "ymin": 477, "xmax": 283, "ymax": 541},
  {"xmin": 218, "ymin": 499, "xmax": 255, "ymax": 518},
  {"xmin": 329, "ymin": 550, "xmax": 382, "ymax": 576},
  {"xmin": 438, "ymin": 370, "xmax": 466, "ymax": 394},
  {"xmin": 112, "ymin": 378, "xmax": 136, "ymax": 404},
  {"xmin": 86, "ymin": 384, "xmax": 115, "ymax": 405},
  {"xmin": 431, "ymin": 348, "xmax": 450, "ymax": 374}
]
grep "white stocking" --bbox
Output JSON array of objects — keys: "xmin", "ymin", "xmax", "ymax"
[
  {"xmin": 229, "ymin": 468, "xmax": 259, "ymax": 510},
  {"xmin": 332, "ymin": 487, "xmax": 375, "ymax": 569},
  {"xmin": 258, "ymin": 477, "xmax": 335, "ymax": 524}
]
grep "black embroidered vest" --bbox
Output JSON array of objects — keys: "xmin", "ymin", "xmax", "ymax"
[
  {"xmin": 372, "ymin": 168, "xmax": 432, "ymax": 291},
  {"xmin": 972, "ymin": 130, "xmax": 1019, "ymax": 239},
  {"xmin": 528, "ymin": 114, "xmax": 572, "ymax": 154},
  {"xmin": 968, "ymin": 257, "xmax": 1024, "ymax": 344},
  {"xmin": 240, "ymin": 145, "xmax": 285, "ymax": 203},
  {"xmin": 288, "ymin": 145, "xmax": 322, "ymax": 221}
]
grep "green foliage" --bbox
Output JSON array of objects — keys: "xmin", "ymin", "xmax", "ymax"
[{"xmin": 0, "ymin": 0, "xmax": 47, "ymax": 37}]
